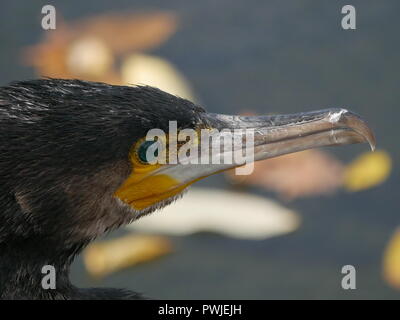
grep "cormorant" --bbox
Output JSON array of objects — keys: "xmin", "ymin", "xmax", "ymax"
[{"xmin": 0, "ymin": 79, "xmax": 375, "ymax": 299}]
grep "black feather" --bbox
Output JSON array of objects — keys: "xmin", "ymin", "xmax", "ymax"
[{"xmin": 0, "ymin": 79, "xmax": 205, "ymax": 299}]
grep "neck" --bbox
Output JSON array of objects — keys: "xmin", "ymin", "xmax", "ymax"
[{"xmin": 0, "ymin": 236, "xmax": 86, "ymax": 299}]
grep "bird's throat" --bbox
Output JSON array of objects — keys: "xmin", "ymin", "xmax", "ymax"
[{"xmin": 0, "ymin": 239, "xmax": 84, "ymax": 299}]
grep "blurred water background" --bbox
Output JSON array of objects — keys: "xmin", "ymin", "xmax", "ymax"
[{"xmin": 0, "ymin": 0, "xmax": 399, "ymax": 299}]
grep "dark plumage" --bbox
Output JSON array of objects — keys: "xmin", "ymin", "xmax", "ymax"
[
  {"xmin": 0, "ymin": 79, "xmax": 206, "ymax": 299},
  {"xmin": 0, "ymin": 78, "xmax": 375, "ymax": 300}
]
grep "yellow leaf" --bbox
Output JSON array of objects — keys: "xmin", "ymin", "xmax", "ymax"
[
  {"xmin": 344, "ymin": 150, "xmax": 391, "ymax": 192},
  {"xmin": 383, "ymin": 229, "xmax": 400, "ymax": 289}
]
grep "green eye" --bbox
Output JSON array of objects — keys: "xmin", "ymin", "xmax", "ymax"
[{"xmin": 137, "ymin": 140, "xmax": 160, "ymax": 163}]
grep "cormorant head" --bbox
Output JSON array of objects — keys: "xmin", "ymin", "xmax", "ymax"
[{"xmin": 0, "ymin": 79, "xmax": 375, "ymax": 244}]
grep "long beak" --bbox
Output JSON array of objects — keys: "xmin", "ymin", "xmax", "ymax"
[
  {"xmin": 161, "ymin": 108, "xmax": 375, "ymax": 180},
  {"xmin": 211, "ymin": 107, "xmax": 375, "ymax": 158},
  {"xmin": 117, "ymin": 108, "xmax": 375, "ymax": 212}
]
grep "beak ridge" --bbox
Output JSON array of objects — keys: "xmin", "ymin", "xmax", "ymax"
[{"xmin": 207, "ymin": 108, "xmax": 376, "ymax": 154}]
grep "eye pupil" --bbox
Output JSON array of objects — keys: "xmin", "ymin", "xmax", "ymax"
[{"xmin": 138, "ymin": 141, "xmax": 159, "ymax": 163}]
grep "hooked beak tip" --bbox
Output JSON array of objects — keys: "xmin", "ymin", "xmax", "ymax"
[{"xmin": 334, "ymin": 108, "xmax": 376, "ymax": 151}]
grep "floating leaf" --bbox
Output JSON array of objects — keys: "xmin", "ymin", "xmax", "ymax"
[
  {"xmin": 383, "ymin": 229, "xmax": 400, "ymax": 289},
  {"xmin": 344, "ymin": 150, "xmax": 391, "ymax": 192},
  {"xmin": 83, "ymin": 234, "xmax": 172, "ymax": 278}
]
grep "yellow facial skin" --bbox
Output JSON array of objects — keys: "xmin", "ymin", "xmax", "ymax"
[
  {"xmin": 115, "ymin": 172, "xmax": 185, "ymax": 211},
  {"xmin": 114, "ymin": 131, "xmax": 215, "ymax": 211},
  {"xmin": 114, "ymin": 137, "xmax": 188, "ymax": 211}
]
